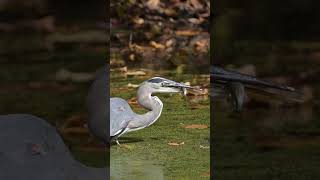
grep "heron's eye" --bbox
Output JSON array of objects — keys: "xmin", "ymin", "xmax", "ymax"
[{"xmin": 161, "ymin": 82, "xmax": 170, "ymax": 87}]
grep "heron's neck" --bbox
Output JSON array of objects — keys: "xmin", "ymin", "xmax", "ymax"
[{"xmin": 133, "ymin": 85, "xmax": 163, "ymax": 128}]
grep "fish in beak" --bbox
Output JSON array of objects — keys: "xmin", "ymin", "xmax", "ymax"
[{"xmin": 147, "ymin": 77, "xmax": 201, "ymax": 95}]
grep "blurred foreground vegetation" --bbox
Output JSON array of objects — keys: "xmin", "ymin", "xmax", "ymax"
[
  {"xmin": 213, "ymin": 1, "xmax": 320, "ymax": 179},
  {"xmin": 0, "ymin": 0, "xmax": 107, "ymax": 167}
]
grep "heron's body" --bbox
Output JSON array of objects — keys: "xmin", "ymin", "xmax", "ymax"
[
  {"xmin": 110, "ymin": 96, "xmax": 163, "ymax": 138},
  {"xmin": 110, "ymin": 77, "xmax": 192, "ymax": 144}
]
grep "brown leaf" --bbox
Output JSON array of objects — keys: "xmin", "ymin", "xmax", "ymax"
[
  {"xmin": 146, "ymin": 0, "xmax": 160, "ymax": 9},
  {"xmin": 185, "ymin": 124, "xmax": 208, "ymax": 129},
  {"xmin": 175, "ymin": 30, "xmax": 201, "ymax": 36},
  {"xmin": 165, "ymin": 39, "xmax": 175, "ymax": 47},
  {"xmin": 188, "ymin": 17, "xmax": 204, "ymax": 25},
  {"xmin": 132, "ymin": 17, "xmax": 144, "ymax": 25},
  {"xmin": 129, "ymin": 54, "xmax": 135, "ymax": 61},
  {"xmin": 125, "ymin": 70, "xmax": 147, "ymax": 76},
  {"xmin": 200, "ymin": 170, "xmax": 211, "ymax": 177},
  {"xmin": 128, "ymin": 97, "xmax": 139, "ymax": 106},
  {"xmin": 150, "ymin": 41, "xmax": 166, "ymax": 49},
  {"xmin": 190, "ymin": 0, "xmax": 203, "ymax": 9}
]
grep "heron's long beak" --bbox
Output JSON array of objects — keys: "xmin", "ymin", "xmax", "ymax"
[{"xmin": 161, "ymin": 80, "xmax": 200, "ymax": 95}]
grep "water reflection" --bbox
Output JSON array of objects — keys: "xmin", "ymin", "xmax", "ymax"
[
  {"xmin": 216, "ymin": 103, "xmax": 318, "ymax": 148},
  {"xmin": 111, "ymin": 155, "xmax": 164, "ymax": 180},
  {"xmin": 213, "ymin": 101, "xmax": 320, "ymax": 179}
]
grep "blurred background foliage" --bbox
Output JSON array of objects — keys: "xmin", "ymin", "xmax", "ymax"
[
  {"xmin": 212, "ymin": 0, "xmax": 320, "ymax": 102},
  {"xmin": 110, "ymin": 0, "xmax": 210, "ymax": 73},
  {"xmin": 0, "ymin": 0, "xmax": 107, "ymax": 167}
]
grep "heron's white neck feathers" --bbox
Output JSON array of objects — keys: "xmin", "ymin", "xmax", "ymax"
[
  {"xmin": 127, "ymin": 84, "xmax": 163, "ymax": 131},
  {"xmin": 137, "ymin": 84, "xmax": 154, "ymax": 110}
]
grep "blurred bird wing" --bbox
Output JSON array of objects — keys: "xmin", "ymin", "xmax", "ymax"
[
  {"xmin": 211, "ymin": 66, "xmax": 304, "ymax": 105},
  {"xmin": 211, "ymin": 66, "xmax": 296, "ymax": 92}
]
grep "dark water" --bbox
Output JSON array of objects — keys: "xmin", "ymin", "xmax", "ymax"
[
  {"xmin": 0, "ymin": 32, "xmax": 107, "ymax": 167},
  {"xmin": 213, "ymin": 100, "xmax": 320, "ymax": 179}
]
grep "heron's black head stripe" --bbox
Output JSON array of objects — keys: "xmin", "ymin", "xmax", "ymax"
[{"xmin": 147, "ymin": 78, "xmax": 165, "ymax": 83}]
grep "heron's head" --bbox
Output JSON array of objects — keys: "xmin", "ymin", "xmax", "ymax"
[{"xmin": 142, "ymin": 77, "xmax": 192, "ymax": 94}]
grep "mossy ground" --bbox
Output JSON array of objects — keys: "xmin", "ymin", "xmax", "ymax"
[{"xmin": 110, "ymin": 71, "xmax": 210, "ymax": 179}]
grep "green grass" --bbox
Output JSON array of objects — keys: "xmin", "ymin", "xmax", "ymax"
[{"xmin": 110, "ymin": 72, "xmax": 210, "ymax": 179}]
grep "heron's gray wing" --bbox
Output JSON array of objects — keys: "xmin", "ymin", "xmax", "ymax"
[{"xmin": 110, "ymin": 97, "xmax": 135, "ymax": 136}]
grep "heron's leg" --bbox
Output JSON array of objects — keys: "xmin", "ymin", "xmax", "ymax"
[{"xmin": 116, "ymin": 140, "xmax": 120, "ymax": 145}]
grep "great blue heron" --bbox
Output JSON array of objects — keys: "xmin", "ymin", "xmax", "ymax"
[
  {"xmin": 211, "ymin": 65, "xmax": 301, "ymax": 111},
  {"xmin": 110, "ymin": 77, "xmax": 195, "ymax": 145},
  {"xmin": 0, "ymin": 66, "xmax": 108, "ymax": 179}
]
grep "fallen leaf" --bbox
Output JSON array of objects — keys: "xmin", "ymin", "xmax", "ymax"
[
  {"xmin": 118, "ymin": 66, "xmax": 128, "ymax": 73},
  {"xmin": 168, "ymin": 141, "xmax": 185, "ymax": 146},
  {"xmin": 163, "ymin": 8, "xmax": 177, "ymax": 16},
  {"xmin": 132, "ymin": 17, "xmax": 144, "ymax": 25},
  {"xmin": 190, "ymin": 104, "xmax": 207, "ymax": 109},
  {"xmin": 200, "ymin": 145, "xmax": 210, "ymax": 149},
  {"xmin": 175, "ymin": 30, "xmax": 201, "ymax": 36},
  {"xmin": 146, "ymin": 0, "xmax": 160, "ymax": 9},
  {"xmin": 188, "ymin": 17, "xmax": 204, "ymax": 24},
  {"xmin": 190, "ymin": 0, "xmax": 203, "ymax": 9},
  {"xmin": 187, "ymin": 88, "xmax": 208, "ymax": 96},
  {"xmin": 165, "ymin": 39, "xmax": 175, "ymax": 47},
  {"xmin": 128, "ymin": 97, "xmax": 139, "ymax": 106},
  {"xmin": 110, "ymin": 59, "xmax": 125, "ymax": 67},
  {"xmin": 127, "ymin": 83, "xmax": 139, "ymax": 88},
  {"xmin": 200, "ymin": 170, "xmax": 211, "ymax": 177},
  {"xmin": 125, "ymin": 70, "xmax": 146, "ymax": 76},
  {"xmin": 129, "ymin": 54, "xmax": 135, "ymax": 61},
  {"xmin": 184, "ymin": 124, "xmax": 208, "ymax": 129},
  {"xmin": 195, "ymin": 39, "xmax": 209, "ymax": 52},
  {"xmin": 150, "ymin": 41, "xmax": 166, "ymax": 49}
]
